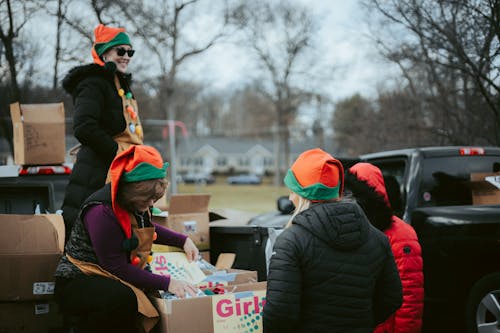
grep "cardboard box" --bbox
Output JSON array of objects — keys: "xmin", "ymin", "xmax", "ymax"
[
  {"xmin": 0, "ymin": 214, "xmax": 65, "ymax": 301},
  {"xmin": 10, "ymin": 102, "xmax": 66, "ymax": 165},
  {"xmin": 470, "ymin": 172, "xmax": 500, "ymax": 205},
  {"xmin": 153, "ymin": 194, "xmax": 210, "ymax": 250},
  {"xmin": 152, "ymin": 282, "xmax": 266, "ymax": 333},
  {"xmin": 0, "ymin": 300, "xmax": 63, "ymax": 333}
]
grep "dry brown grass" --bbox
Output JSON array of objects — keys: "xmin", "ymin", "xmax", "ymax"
[{"xmin": 177, "ymin": 176, "xmax": 289, "ymax": 214}]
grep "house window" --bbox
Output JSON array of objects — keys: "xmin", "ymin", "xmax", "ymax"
[
  {"xmin": 264, "ymin": 157, "xmax": 274, "ymax": 166},
  {"xmin": 217, "ymin": 157, "xmax": 227, "ymax": 166}
]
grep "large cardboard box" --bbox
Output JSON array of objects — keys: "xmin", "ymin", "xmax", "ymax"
[
  {"xmin": 470, "ymin": 172, "xmax": 500, "ymax": 205},
  {"xmin": 153, "ymin": 194, "xmax": 210, "ymax": 250},
  {"xmin": 0, "ymin": 214, "xmax": 65, "ymax": 301},
  {"xmin": 152, "ymin": 282, "xmax": 266, "ymax": 333},
  {"xmin": 0, "ymin": 300, "xmax": 63, "ymax": 333},
  {"xmin": 10, "ymin": 102, "xmax": 66, "ymax": 165}
]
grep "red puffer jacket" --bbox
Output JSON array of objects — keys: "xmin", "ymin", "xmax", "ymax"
[{"xmin": 347, "ymin": 163, "xmax": 424, "ymax": 333}]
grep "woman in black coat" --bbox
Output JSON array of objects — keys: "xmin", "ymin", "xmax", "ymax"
[
  {"xmin": 61, "ymin": 24, "xmax": 144, "ymax": 240},
  {"xmin": 263, "ymin": 148, "xmax": 403, "ymax": 333}
]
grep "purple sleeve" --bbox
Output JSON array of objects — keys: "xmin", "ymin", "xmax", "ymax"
[
  {"xmin": 84, "ymin": 205, "xmax": 171, "ymax": 291},
  {"xmin": 153, "ymin": 223, "xmax": 188, "ymax": 248}
]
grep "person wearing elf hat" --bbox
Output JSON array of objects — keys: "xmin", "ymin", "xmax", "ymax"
[
  {"xmin": 61, "ymin": 23, "xmax": 145, "ymax": 243},
  {"xmin": 262, "ymin": 148, "xmax": 403, "ymax": 333},
  {"xmin": 345, "ymin": 163, "xmax": 424, "ymax": 333},
  {"xmin": 55, "ymin": 145, "xmax": 198, "ymax": 333}
]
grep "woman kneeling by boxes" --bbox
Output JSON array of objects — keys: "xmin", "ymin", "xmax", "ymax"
[{"xmin": 54, "ymin": 145, "xmax": 198, "ymax": 333}]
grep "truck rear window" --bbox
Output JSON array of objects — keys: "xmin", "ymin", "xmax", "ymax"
[{"xmin": 419, "ymin": 156, "xmax": 500, "ymax": 207}]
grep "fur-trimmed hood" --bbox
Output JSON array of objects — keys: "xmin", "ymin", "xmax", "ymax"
[
  {"xmin": 62, "ymin": 62, "xmax": 131, "ymax": 96},
  {"xmin": 344, "ymin": 163, "xmax": 393, "ymax": 231}
]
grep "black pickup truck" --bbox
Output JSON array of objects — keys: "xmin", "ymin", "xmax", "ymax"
[
  {"xmin": 213, "ymin": 146, "xmax": 500, "ymax": 333},
  {"xmin": 358, "ymin": 146, "xmax": 500, "ymax": 333},
  {"xmin": 0, "ymin": 164, "xmax": 71, "ymax": 214}
]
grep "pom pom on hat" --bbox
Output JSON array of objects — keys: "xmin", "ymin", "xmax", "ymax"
[
  {"xmin": 109, "ymin": 145, "xmax": 168, "ymax": 238},
  {"xmin": 92, "ymin": 24, "xmax": 131, "ymax": 66},
  {"xmin": 284, "ymin": 148, "xmax": 344, "ymax": 201}
]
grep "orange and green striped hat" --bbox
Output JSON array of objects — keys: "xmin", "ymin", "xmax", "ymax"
[
  {"xmin": 284, "ymin": 148, "xmax": 344, "ymax": 201},
  {"xmin": 109, "ymin": 145, "xmax": 168, "ymax": 238},
  {"xmin": 92, "ymin": 24, "xmax": 131, "ymax": 66}
]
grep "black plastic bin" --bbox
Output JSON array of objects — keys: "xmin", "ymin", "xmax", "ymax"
[{"xmin": 209, "ymin": 225, "xmax": 269, "ymax": 281}]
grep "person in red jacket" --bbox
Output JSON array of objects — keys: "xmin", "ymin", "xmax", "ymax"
[{"xmin": 346, "ymin": 162, "xmax": 424, "ymax": 333}]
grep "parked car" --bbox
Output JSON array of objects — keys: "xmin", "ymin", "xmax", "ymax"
[
  {"xmin": 181, "ymin": 172, "xmax": 215, "ymax": 184},
  {"xmin": 227, "ymin": 174, "xmax": 262, "ymax": 185}
]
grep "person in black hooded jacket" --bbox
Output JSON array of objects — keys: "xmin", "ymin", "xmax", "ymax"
[
  {"xmin": 263, "ymin": 148, "xmax": 403, "ymax": 333},
  {"xmin": 61, "ymin": 24, "xmax": 144, "ymax": 240}
]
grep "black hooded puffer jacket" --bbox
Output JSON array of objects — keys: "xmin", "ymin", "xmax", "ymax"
[
  {"xmin": 61, "ymin": 63, "xmax": 131, "ymax": 241},
  {"xmin": 263, "ymin": 200, "xmax": 403, "ymax": 333}
]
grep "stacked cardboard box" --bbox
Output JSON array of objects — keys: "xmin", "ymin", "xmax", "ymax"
[
  {"xmin": 152, "ymin": 194, "xmax": 211, "ymax": 251},
  {"xmin": 10, "ymin": 102, "xmax": 66, "ymax": 166},
  {"xmin": 0, "ymin": 214, "xmax": 65, "ymax": 332}
]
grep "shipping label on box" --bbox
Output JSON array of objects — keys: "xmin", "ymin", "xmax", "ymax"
[
  {"xmin": 0, "ymin": 214, "xmax": 65, "ymax": 301},
  {"xmin": 10, "ymin": 102, "xmax": 66, "ymax": 165}
]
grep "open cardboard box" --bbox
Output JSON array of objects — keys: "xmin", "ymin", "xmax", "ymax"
[
  {"xmin": 153, "ymin": 194, "xmax": 211, "ymax": 250},
  {"xmin": 10, "ymin": 102, "xmax": 66, "ymax": 165},
  {"xmin": 0, "ymin": 300, "xmax": 63, "ymax": 333},
  {"xmin": 151, "ymin": 281, "xmax": 266, "ymax": 333},
  {"xmin": 470, "ymin": 172, "xmax": 500, "ymax": 205},
  {"xmin": 0, "ymin": 214, "xmax": 65, "ymax": 301}
]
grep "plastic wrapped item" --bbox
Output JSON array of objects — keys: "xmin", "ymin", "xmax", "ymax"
[
  {"xmin": 159, "ymin": 288, "xmax": 206, "ymax": 300},
  {"xmin": 197, "ymin": 255, "xmax": 217, "ymax": 273}
]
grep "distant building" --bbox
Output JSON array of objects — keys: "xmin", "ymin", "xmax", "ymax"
[{"xmin": 172, "ymin": 136, "xmax": 339, "ymax": 175}]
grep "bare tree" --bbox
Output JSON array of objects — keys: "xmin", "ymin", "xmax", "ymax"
[
  {"xmin": 0, "ymin": 0, "xmax": 38, "ymax": 101},
  {"xmin": 230, "ymin": 0, "xmax": 318, "ymax": 185},
  {"xmin": 365, "ymin": 0, "xmax": 500, "ymax": 145}
]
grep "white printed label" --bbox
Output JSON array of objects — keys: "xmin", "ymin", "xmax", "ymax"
[
  {"xmin": 34, "ymin": 303, "xmax": 50, "ymax": 315},
  {"xmin": 33, "ymin": 282, "xmax": 55, "ymax": 295},
  {"xmin": 183, "ymin": 220, "xmax": 197, "ymax": 233},
  {"xmin": 485, "ymin": 176, "xmax": 500, "ymax": 189}
]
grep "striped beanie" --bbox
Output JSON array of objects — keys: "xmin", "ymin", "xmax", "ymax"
[
  {"xmin": 92, "ymin": 24, "xmax": 131, "ymax": 66},
  {"xmin": 109, "ymin": 145, "xmax": 168, "ymax": 238},
  {"xmin": 284, "ymin": 148, "xmax": 344, "ymax": 201}
]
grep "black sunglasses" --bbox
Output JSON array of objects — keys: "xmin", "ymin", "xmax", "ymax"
[{"xmin": 114, "ymin": 47, "xmax": 135, "ymax": 57}]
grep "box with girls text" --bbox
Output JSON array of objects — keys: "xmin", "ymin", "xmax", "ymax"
[{"xmin": 151, "ymin": 282, "xmax": 266, "ymax": 333}]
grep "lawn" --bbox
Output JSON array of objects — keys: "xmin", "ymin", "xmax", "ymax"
[{"xmin": 176, "ymin": 176, "xmax": 290, "ymax": 214}]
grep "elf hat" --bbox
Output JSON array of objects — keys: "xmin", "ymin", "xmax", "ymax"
[
  {"xmin": 284, "ymin": 148, "xmax": 344, "ymax": 201},
  {"xmin": 109, "ymin": 145, "xmax": 168, "ymax": 238},
  {"xmin": 92, "ymin": 24, "xmax": 131, "ymax": 66}
]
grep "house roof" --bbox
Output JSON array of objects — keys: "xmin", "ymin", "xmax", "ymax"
[{"xmin": 175, "ymin": 136, "xmax": 340, "ymax": 156}]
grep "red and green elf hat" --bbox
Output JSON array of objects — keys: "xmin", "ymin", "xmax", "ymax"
[
  {"xmin": 284, "ymin": 148, "xmax": 344, "ymax": 201},
  {"xmin": 92, "ymin": 24, "xmax": 131, "ymax": 66},
  {"xmin": 109, "ymin": 145, "xmax": 168, "ymax": 238}
]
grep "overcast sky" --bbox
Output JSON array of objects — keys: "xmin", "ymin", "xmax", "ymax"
[{"xmin": 180, "ymin": 0, "xmax": 396, "ymax": 102}]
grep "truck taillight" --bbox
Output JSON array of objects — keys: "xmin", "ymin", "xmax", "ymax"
[
  {"xmin": 459, "ymin": 147, "xmax": 485, "ymax": 156},
  {"xmin": 19, "ymin": 165, "xmax": 72, "ymax": 175}
]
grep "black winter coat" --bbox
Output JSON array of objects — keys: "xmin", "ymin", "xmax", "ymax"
[
  {"xmin": 61, "ymin": 63, "xmax": 132, "ymax": 241},
  {"xmin": 263, "ymin": 200, "xmax": 403, "ymax": 333}
]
